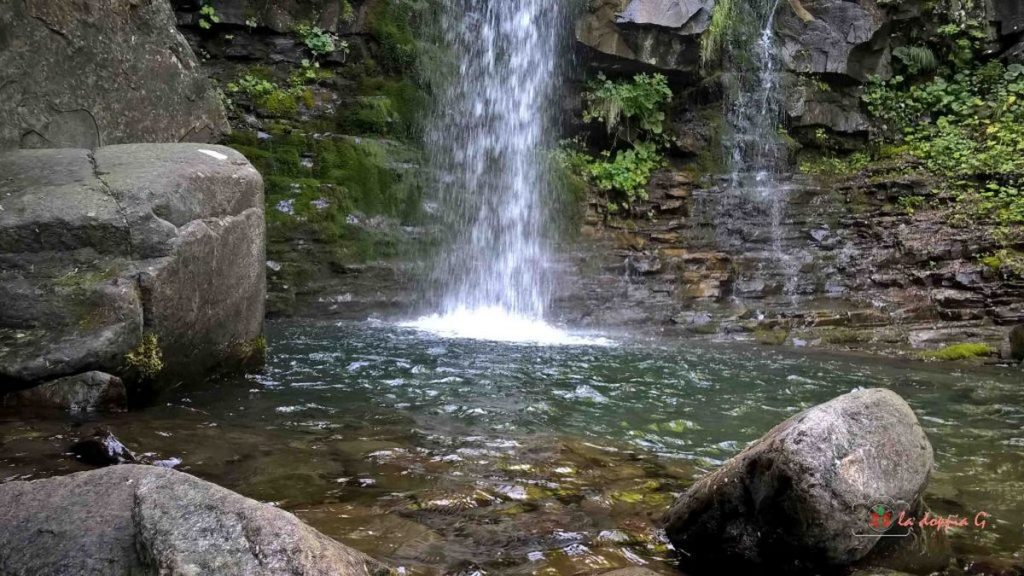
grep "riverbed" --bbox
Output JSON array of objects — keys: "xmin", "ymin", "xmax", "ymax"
[{"xmin": 2, "ymin": 319, "xmax": 1022, "ymax": 574}]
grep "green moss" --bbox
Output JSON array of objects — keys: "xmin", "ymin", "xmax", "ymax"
[
  {"xmin": 365, "ymin": 0, "xmax": 417, "ymax": 73},
  {"xmin": 257, "ymin": 90, "xmax": 299, "ymax": 118},
  {"xmin": 124, "ymin": 333, "xmax": 164, "ymax": 379},
  {"xmin": 753, "ymin": 327, "xmax": 789, "ymax": 346},
  {"xmin": 920, "ymin": 343, "xmax": 997, "ymax": 361}
]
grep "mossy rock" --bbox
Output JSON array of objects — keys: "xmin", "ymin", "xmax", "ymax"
[
  {"xmin": 919, "ymin": 343, "xmax": 997, "ymax": 361},
  {"xmin": 753, "ymin": 327, "xmax": 789, "ymax": 346}
]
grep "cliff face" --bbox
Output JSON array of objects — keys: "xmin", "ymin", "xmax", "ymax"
[
  {"xmin": 169, "ymin": 0, "xmax": 428, "ymax": 319},
  {"xmin": 0, "ymin": 0, "xmax": 228, "ymax": 150},
  {"xmin": 559, "ymin": 0, "xmax": 1024, "ymax": 359}
]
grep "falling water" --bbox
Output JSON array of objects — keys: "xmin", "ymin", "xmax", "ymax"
[
  {"xmin": 719, "ymin": 0, "xmax": 800, "ymax": 295},
  {"xmin": 406, "ymin": 0, "xmax": 600, "ymax": 344}
]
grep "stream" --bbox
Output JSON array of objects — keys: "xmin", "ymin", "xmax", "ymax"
[{"xmin": 2, "ymin": 319, "xmax": 1022, "ymax": 574}]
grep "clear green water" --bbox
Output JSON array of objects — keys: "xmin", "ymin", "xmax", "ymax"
[{"xmin": 2, "ymin": 319, "xmax": 1022, "ymax": 574}]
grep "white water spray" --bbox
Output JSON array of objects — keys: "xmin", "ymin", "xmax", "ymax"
[{"xmin": 406, "ymin": 0, "xmax": 603, "ymax": 344}]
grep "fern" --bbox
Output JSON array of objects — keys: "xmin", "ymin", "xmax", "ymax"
[
  {"xmin": 893, "ymin": 46, "xmax": 937, "ymax": 76},
  {"xmin": 700, "ymin": 0, "xmax": 735, "ymax": 71}
]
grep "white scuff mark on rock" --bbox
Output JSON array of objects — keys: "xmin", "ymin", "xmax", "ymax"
[{"xmin": 197, "ymin": 149, "xmax": 228, "ymax": 161}]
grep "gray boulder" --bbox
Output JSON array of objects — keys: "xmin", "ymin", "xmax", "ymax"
[
  {"xmin": 775, "ymin": 0, "xmax": 891, "ymax": 82},
  {"xmin": 664, "ymin": 388, "xmax": 934, "ymax": 573},
  {"xmin": 0, "ymin": 0, "xmax": 228, "ymax": 150},
  {"xmin": 0, "ymin": 465, "xmax": 388, "ymax": 575},
  {"xmin": 575, "ymin": 0, "xmax": 708, "ymax": 73},
  {"xmin": 1, "ymin": 371, "xmax": 126, "ymax": 413},
  {"xmin": 0, "ymin": 144, "xmax": 265, "ymax": 395}
]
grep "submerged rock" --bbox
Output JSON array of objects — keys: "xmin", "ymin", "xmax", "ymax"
[
  {"xmin": 663, "ymin": 388, "xmax": 934, "ymax": 573},
  {"xmin": 2, "ymin": 371, "xmax": 126, "ymax": 413},
  {"xmin": 69, "ymin": 428, "xmax": 138, "ymax": 466},
  {"xmin": 0, "ymin": 465, "xmax": 388, "ymax": 575}
]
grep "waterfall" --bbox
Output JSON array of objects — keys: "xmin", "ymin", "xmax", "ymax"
[
  {"xmin": 718, "ymin": 0, "xmax": 800, "ymax": 295},
  {"xmin": 406, "ymin": 0, "xmax": 599, "ymax": 344}
]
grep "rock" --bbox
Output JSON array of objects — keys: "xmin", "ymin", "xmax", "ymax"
[
  {"xmin": 2, "ymin": 371, "xmax": 126, "ymax": 413},
  {"xmin": 618, "ymin": 0, "xmax": 713, "ymax": 31},
  {"xmin": 69, "ymin": 428, "xmax": 138, "ymax": 466},
  {"xmin": 787, "ymin": 78, "xmax": 871, "ymax": 140},
  {"xmin": 0, "ymin": 465, "xmax": 388, "ymax": 575},
  {"xmin": 1009, "ymin": 325, "xmax": 1024, "ymax": 362},
  {"xmin": 775, "ymin": 0, "xmax": 891, "ymax": 82},
  {"xmin": 0, "ymin": 144, "xmax": 265, "ymax": 393},
  {"xmin": 663, "ymin": 388, "xmax": 934, "ymax": 573},
  {"xmin": 575, "ymin": 0, "xmax": 704, "ymax": 73},
  {"xmin": 600, "ymin": 569, "xmax": 666, "ymax": 576},
  {"xmin": 171, "ymin": 0, "xmax": 349, "ymax": 34},
  {"xmin": 0, "ymin": 0, "xmax": 227, "ymax": 150}
]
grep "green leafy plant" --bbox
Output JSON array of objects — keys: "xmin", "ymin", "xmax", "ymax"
[
  {"xmin": 863, "ymin": 62, "xmax": 1024, "ymax": 226},
  {"xmin": 583, "ymin": 73, "xmax": 673, "ymax": 146},
  {"xmin": 198, "ymin": 3, "xmax": 220, "ymax": 30},
  {"xmin": 296, "ymin": 24, "xmax": 347, "ymax": 58}
]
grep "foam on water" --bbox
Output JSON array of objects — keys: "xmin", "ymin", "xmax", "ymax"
[{"xmin": 403, "ymin": 307, "xmax": 612, "ymax": 346}]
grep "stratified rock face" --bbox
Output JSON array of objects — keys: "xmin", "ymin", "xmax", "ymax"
[
  {"xmin": 576, "ymin": 0, "xmax": 711, "ymax": 73},
  {"xmin": 775, "ymin": 0, "xmax": 891, "ymax": 82},
  {"xmin": 0, "ymin": 465, "xmax": 389, "ymax": 575},
  {"xmin": 0, "ymin": 0, "xmax": 228, "ymax": 150},
  {"xmin": 0, "ymin": 144, "xmax": 265, "ymax": 396},
  {"xmin": 663, "ymin": 388, "xmax": 934, "ymax": 573}
]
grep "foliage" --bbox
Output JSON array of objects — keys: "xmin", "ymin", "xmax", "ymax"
[
  {"xmin": 563, "ymin": 73, "xmax": 674, "ymax": 209},
  {"xmin": 586, "ymin": 143, "xmax": 664, "ymax": 205},
  {"xmin": 125, "ymin": 333, "xmax": 164, "ymax": 378},
  {"xmin": 583, "ymin": 73, "xmax": 673, "ymax": 146},
  {"xmin": 799, "ymin": 151, "xmax": 871, "ymax": 176},
  {"xmin": 862, "ymin": 62, "xmax": 1024, "ymax": 226},
  {"xmin": 892, "ymin": 46, "xmax": 937, "ymax": 76},
  {"xmin": 920, "ymin": 343, "xmax": 996, "ymax": 361},
  {"xmin": 198, "ymin": 3, "xmax": 220, "ymax": 30},
  {"xmin": 700, "ymin": 0, "xmax": 735, "ymax": 71},
  {"xmin": 296, "ymin": 24, "xmax": 346, "ymax": 58}
]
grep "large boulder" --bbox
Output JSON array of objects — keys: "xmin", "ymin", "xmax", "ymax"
[
  {"xmin": 0, "ymin": 0, "xmax": 228, "ymax": 150},
  {"xmin": 663, "ymin": 388, "xmax": 934, "ymax": 573},
  {"xmin": 775, "ymin": 0, "xmax": 891, "ymax": 82},
  {"xmin": 575, "ymin": 0, "xmax": 711, "ymax": 73},
  {"xmin": 0, "ymin": 144, "xmax": 265, "ymax": 397},
  {"xmin": 0, "ymin": 465, "xmax": 388, "ymax": 575}
]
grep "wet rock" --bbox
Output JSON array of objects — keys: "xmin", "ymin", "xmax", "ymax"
[
  {"xmin": 775, "ymin": 0, "xmax": 891, "ymax": 82},
  {"xmin": 0, "ymin": 0, "xmax": 227, "ymax": 150},
  {"xmin": 575, "ymin": 0, "xmax": 704, "ymax": 73},
  {"xmin": 0, "ymin": 465, "xmax": 388, "ymax": 575},
  {"xmin": 1009, "ymin": 325, "xmax": 1024, "ymax": 362},
  {"xmin": 69, "ymin": 428, "xmax": 138, "ymax": 466},
  {"xmin": 663, "ymin": 388, "xmax": 933, "ymax": 573},
  {"xmin": 2, "ymin": 371, "xmax": 126, "ymax": 413}
]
